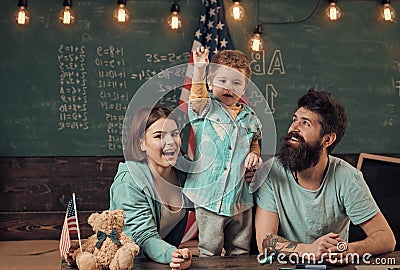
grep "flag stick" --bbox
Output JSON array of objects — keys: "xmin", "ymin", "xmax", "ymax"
[{"xmin": 72, "ymin": 193, "xmax": 82, "ymax": 253}]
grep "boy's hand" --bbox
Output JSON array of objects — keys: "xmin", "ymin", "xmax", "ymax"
[
  {"xmin": 193, "ymin": 46, "xmax": 209, "ymax": 69},
  {"xmin": 245, "ymin": 152, "xmax": 262, "ymax": 170},
  {"xmin": 244, "ymin": 153, "xmax": 262, "ymax": 184}
]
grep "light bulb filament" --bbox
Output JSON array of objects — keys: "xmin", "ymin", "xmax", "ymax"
[
  {"xmin": 113, "ymin": 4, "xmax": 130, "ymax": 23},
  {"xmin": 17, "ymin": 10, "xmax": 27, "ymax": 24},
  {"xmin": 168, "ymin": 9, "xmax": 182, "ymax": 30},
  {"xmin": 117, "ymin": 8, "xmax": 126, "ymax": 22},
  {"xmin": 15, "ymin": 5, "xmax": 30, "ymax": 25},
  {"xmin": 329, "ymin": 6, "xmax": 337, "ymax": 20},
  {"xmin": 326, "ymin": 2, "xmax": 342, "ymax": 21},
  {"xmin": 59, "ymin": 5, "xmax": 76, "ymax": 25},
  {"xmin": 252, "ymin": 39, "xmax": 261, "ymax": 52},
  {"xmin": 382, "ymin": 4, "xmax": 395, "ymax": 22},
  {"xmin": 171, "ymin": 15, "xmax": 179, "ymax": 29},
  {"xmin": 250, "ymin": 32, "xmax": 263, "ymax": 52},
  {"xmin": 63, "ymin": 9, "xmax": 71, "ymax": 24},
  {"xmin": 230, "ymin": 1, "xmax": 244, "ymax": 21},
  {"xmin": 232, "ymin": 5, "xmax": 241, "ymax": 20},
  {"xmin": 384, "ymin": 8, "xmax": 391, "ymax": 20}
]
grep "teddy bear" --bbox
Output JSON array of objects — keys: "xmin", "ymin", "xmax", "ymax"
[{"xmin": 70, "ymin": 209, "xmax": 140, "ymax": 270}]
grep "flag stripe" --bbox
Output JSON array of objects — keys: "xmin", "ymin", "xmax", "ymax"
[
  {"xmin": 59, "ymin": 217, "xmax": 71, "ymax": 257},
  {"xmin": 181, "ymin": 211, "xmax": 198, "ymax": 243},
  {"xmin": 67, "ymin": 216, "xmax": 78, "ymax": 233}
]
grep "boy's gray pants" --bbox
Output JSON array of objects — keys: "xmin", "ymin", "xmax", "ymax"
[{"xmin": 195, "ymin": 206, "xmax": 252, "ymax": 257}]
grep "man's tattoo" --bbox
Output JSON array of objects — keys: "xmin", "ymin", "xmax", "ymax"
[{"xmin": 262, "ymin": 234, "xmax": 299, "ymax": 255}]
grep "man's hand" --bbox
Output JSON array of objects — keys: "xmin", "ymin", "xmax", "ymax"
[
  {"xmin": 325, "ymin": 239, "xmax": 352, "ymax": 265},
  {"xmin": 299, "ymin": 232, "xmax": 341, "ymax": 260}
]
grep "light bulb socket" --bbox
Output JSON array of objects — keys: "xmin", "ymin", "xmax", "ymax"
[
  {"xmin": 63, "ymin": 0, "xmax": 73, "ymax": 7},
  {"xmin": 118, "ymin": 0, "xmax": 127, "ymax": 5},
  {"xmin": 171, "ymin": 3, "xmax": 180, "ymax": 13},
  {"xmin": 232, "ymin": 0, "xmax": 241, "ymax": 3},
  {"xmin": 381, "ymin": 0, "xmax": 391, "ymax": 4},
  {"xmin": 328, "ymin": 0, "xmax": 338, "ymax": 3},
  {"xmin": 253, "ymin": 25, "xmax": 262, "ymax": 34},
  {"xmin": 18, "ymin": 0, "xmax": 28, "ymax": 7}
]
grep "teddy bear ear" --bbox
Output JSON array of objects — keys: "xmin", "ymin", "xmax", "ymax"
[
  {"xmin": 88, "ymin": 212, "xmax": 100, "ymax": 227},
  {"xmin": 113, "ymin": 210, "xmax": 125, "ymax": 229},
  {"xmin": 115, "ymin": 209, "xmax": 125, "ymax": 219}
]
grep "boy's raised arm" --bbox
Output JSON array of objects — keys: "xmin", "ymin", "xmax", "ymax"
[{"xmin": 190, "ymin": 47, "xmax": 210, "ymax": 114}]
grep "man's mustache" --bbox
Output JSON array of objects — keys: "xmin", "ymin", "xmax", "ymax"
[{"xmin": 282, "ymin": 131, "xmax": 305, "ymax": 143}]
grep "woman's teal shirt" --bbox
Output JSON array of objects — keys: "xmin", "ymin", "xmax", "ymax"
[{"xmin": 109, "ymin": 161, "xmax": 188, "ymax": 264}]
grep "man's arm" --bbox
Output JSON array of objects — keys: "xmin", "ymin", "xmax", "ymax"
[
  {"xmin": 255, "ymin": 206, "xmax": 301, "ymax": 255},
  {"xmin": 256, "ymin": 209, "xmax": 396, "ymax": 263},
  {"xmin": 255, "ymin": 206, "xmax": 279, "ymax": 252},
  {"xmin": 324, "ymin": 212, "xmax": 395, "ymax": 265},
  {"xmin": 255, "ymin": 206, "xmax": 342, "ymax": 259},
  {"xmin": 346, "ymin": 212, "xmax": 395, "ymax": 255}
]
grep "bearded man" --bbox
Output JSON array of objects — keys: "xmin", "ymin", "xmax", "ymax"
[{"xmin": 254, "ymin": 89, "xmax": 395, "ymax": 264}]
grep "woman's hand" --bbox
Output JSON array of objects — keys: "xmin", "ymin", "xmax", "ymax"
[
  {"xmin": 170, "ymin": 248, "xmax": 192, "ymax": 270},
  {"xmin": 64, "ymin": 239, "xmax": 82, "ymax": 266}
]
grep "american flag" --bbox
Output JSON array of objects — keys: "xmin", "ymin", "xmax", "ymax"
[
  {"xmin": 179, "ymin": 0, "xmax": 234, "ymax": 243},
  {"xmin": 179, "ymin": 0, "xmax": 234, "ymax": 158},
  {"xmin": 59, "ymin": 198, "xmax": 78, "ymax": 257}
]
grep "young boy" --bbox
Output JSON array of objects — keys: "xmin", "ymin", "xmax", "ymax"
[{"xmin": 183, "ymin": 47, "xmax": 262, "ymax": 256}]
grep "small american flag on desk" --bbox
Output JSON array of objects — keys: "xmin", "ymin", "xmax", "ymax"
[
  {"xmin": 59, "ymin": 195, "xmax": 80, "ymax": 257},
  {"xmin": 179, "ymin": 0, "xmax": 235, "ymax": 243}
]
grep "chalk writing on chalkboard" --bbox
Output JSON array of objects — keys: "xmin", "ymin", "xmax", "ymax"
[
  {"xmin": 58, "ymin": 44, "xmax": 89, "ymax": 131},
  {"xmin": 145, "ymin": 52, "xmax": 191, "ymax": 63},
  {"xmin": 95, "ymin": 45, "xmax": 128, "ymax": 151}
]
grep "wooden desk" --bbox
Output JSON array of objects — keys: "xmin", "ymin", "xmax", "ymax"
[{"xmin": 61, "ymin": 251, "xmax": 399, "ymax": 269}]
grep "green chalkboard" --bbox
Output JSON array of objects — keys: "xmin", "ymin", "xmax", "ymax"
[{"xmin": 0, "ymin": 0, "xmax": 399, "ymax": 156}]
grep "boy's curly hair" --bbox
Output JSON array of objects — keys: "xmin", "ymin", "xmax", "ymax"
[{"xmin": 208, "ymin": 50, "xmax": 252, "ymax": 83}]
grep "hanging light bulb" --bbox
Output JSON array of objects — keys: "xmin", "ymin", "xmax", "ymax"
[
  {"xmin": 326, "ymin": 0, "xmax": 342, "ymax": 21},
  {"xmin": 249, "ymin": 25, "xmax": 263, "ymax": 52},
  {"xmin": 168, "ymin": 2, "xmax": 182, "ymax": 30},
  {"xmin": 15, "ymin": 0, "xmax": 31, "ymax": 25},
  {"xmin": 113, "ymin": 0, "xmax": 130, "ymax": 23},
  {"xmin": 381, "ymin": 0, "xmax": 396, "ymax": 22},
  {"xmin": 59, "ymin": 0, "xmax": 76, "ymax": 25},
  {"xmin": 229, "ymin": 0, "xmax": 245, "ymax": 21}
]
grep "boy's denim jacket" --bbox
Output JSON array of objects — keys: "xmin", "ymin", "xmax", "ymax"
[{"xmin": 183, "ymin": 93, "xmax": 262, "ymax": 217}]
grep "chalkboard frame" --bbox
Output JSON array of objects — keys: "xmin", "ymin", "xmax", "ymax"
[{"xmin": 356, "ymin": 153, "xmax": 400, "ymax": 170}]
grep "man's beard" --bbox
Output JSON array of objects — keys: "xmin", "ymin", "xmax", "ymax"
[{"xmin": 276, "ymin": 131, "xmax": 323, "ymax": 172}]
